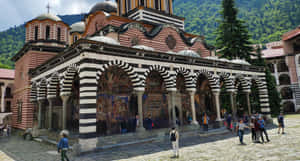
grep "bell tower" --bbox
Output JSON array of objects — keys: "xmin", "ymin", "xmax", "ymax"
[{"xmin": 117, "ymin": 0, "xmax": 184, "ymax": 30}]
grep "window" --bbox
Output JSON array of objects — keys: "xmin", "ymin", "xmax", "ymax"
[
  {"xmin": 34, "ymin": 26, "xmax": 39, "ymax": 40},
  {"xmin": 165, "ymin": 0, "xmax": 170, "ymax": 13},
  {"xmin": 17, "ymin": 100, "xmax": 23, "ymax": 123},
  {"xmin": 57, "ymin": 27, "xmax": 61, "ymax": 41},
  {"xmin": 46, "ymin": 25, "xmax": 50, "ymax": 40},
  {"xmin": 5, "ymin": 87, "xmax": 11, "ymax": 98},
  {"xmin": 5, "ymin": 101, "xmax": 11, "ymax": 113},
  {"xmin": 127, "ymin": 0, "xmax": 131, "ymax": 12},
  {"xmin": 279, "ymin": 74, "xmax": 291, "ymax": 85},
  {"xmin": 155, "ymin": 0, "xmax": 159, "ymax": 9},
  {"xmin": 73, "ymin": 35, "xmax": 78, "ymax": 43},
  {"xmin": 140, "ymin": 0, "xmax": 145, "ymax": 6}
]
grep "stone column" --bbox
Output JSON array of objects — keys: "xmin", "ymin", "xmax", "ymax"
[
  {"xmin": 136, "ymin": 90, "xmax": 145, "ymax": 132},
  {"xmin": 1, "ymin": 84, "xmax": 7, "ymax": 113},
  {"xmin": 245, "ymin": 91, "xmax": 252, "ymax": 115},
  {"xmin": 61, "ymin": 95, "xmax": 70, "ymax": 130},
  {"xmin": 168, "ymin": 90, "xmax": 177, "ymax": 127},
  {"xmin": 38, "ymin": 100, "xmax": 44, "ymax": 129},
  {"xmin": 47, "ymin": 97, "xmax": 55, "ymax": 130},
  {"xmin": 229, "ymin": 91, "xmax": 237, "ymax": 120},
  {"xmin": 188, "ymin": 90, "xmax": 198, "ymax": 125},
  {"xmin": 273, "ymin": 62, "xmax": 280, "ymax": 85},
  {"xmin": 212, "ymin": 90, "xmax": 222, "ymax": 121}
]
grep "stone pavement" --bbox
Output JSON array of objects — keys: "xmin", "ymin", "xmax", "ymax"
[{"xmin": 0, "ymin": 115, "xmax": 300, "ymax": 161}]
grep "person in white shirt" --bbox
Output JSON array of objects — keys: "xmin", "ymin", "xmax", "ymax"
[{"xmin": 236, "ymin": 119, "xmax": 249, "ymax": 145}]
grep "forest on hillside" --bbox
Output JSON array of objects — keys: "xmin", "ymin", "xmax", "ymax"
[{"xmin": 0, "ymin": 0, "xmax": 299, "ymax": 69}]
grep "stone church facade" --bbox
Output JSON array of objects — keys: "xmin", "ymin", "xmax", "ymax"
[{"xmin": 12, "ymin": 0, "xmax": 270, "ymax": 152}]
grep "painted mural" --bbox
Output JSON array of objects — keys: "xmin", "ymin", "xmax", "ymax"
[
  {"xmin": 144, "ymin": 71, "xmax": 169, "ymax": 129},
  {"xmin": 96, "ymin": 66, "xmax": 137, "ymax": 136}
]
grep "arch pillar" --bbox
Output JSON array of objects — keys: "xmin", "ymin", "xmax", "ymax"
[
  {"xmin": 60, "ymin": 95, "xmax": 70, "ymax": 130},
  {"xmin": 47, "ymin": 97, "xmax": 56, "ymax": 130},
  {"xmin": 212, "ymin": 89, "xmax": 222, "ymax": 121},
  {"xmin": 167, "ymin": 88, "xmax": 177, "ymax": 127},
  {"xmin": 228, "ymin": 90, "xmax": 237, "ymax": 120},
  {"xmin": 187, "ymin": 89, "xmax": 198, "ymax": 125},
  {"xmin": 244, "ymin": 90, "xmax": 252, "ymax": 115},
  {"xmin": 134, "ymin": 88, "xmax": 146, "ymax": 132}
]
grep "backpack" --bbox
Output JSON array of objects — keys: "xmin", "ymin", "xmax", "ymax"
[{"xmin": 170, "ymin": 131, "xmax": 176, "ymax": 141}]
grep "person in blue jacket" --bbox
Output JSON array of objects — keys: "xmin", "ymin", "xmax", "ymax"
[{"xmin": 57, "ymin": 130, "xmax": 70, "ymax": 161}]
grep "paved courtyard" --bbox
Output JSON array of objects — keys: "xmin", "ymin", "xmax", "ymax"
[{"xmin": 1, "ymin": 115, "xmax": 300, "ymax": 161}]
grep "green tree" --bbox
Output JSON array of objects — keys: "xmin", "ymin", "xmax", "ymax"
[{"xmin": 215, "ymin": 0, "xmax": 253, "ymax": 61}]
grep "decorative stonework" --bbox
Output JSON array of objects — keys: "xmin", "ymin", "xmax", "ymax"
[
  {"xmin": 166, "ymin": 35, "xmax": 176, "ymax": 50},
  {"xmin": 131, "ymin": 36, "xmax": 139, "ymax": 46}
]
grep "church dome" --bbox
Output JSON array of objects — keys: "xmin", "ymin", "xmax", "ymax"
[
  {"xmin": 88, "ymin": 36, "xmax": 120, "ymax": 45},
  {"xmin": 177, "ymin": 50, "xmax": 200, "ymax": 58},
  {"xmin": 132, "ymin": 45, "xmax": 155, "ymax": 51},
  {"xmin": 70, "ymin": 22, "xmax": 85, "ymax": 33},
  {"xmin": 89, "ymin": 1, "xmax": 117, "ymax": 15},
  {"xmin": 35, "ymin": 13, "xmax": 62, "ymax": 21}
]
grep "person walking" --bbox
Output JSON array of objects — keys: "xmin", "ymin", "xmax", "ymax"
[
  {"xmin": 277, "ymin": 113, "xmax": 285, "ymax": 134},
  {"xmin": 226, "ymin": 114, "xmax": 232, "ymax": 131},
  {"xmin": 57, "ymin": 130, "xmax": 70, "ymax": 161},
  {"xmin": 202, "ymin": 113, "xmax": 209, "ymax": 131},
  {"xmin": 170, "ymin": 127, "xmax": 179, "ymax": 158},
  {"xmin": 250, "ymin": 117, "xmax": 256, "ymax": 142},
  {"xmin": 254, "ymin": 118, "xmax": 261, "ymax": 143},
  {"xmin": 258, "ymin": 117, "xmax": 270, "ymax": 143},
  {"xmin": 236, "ymin": 119, "xmax": 249, "ymax": 145}
]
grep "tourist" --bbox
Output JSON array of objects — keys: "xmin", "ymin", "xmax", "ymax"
[
  {"xmin": 277, "ymin": 113, "xmax": 285, "ymax": 134},
  {"xmin": 254, "ymin": 118, "xmax": 261, "ymax": 143},
  {"xmin": 250, "ymin": 117, "xmax": 256, "ymax": 142},
  {"xmin": 243, "ymin": 113, "xmax": 249, "ymax": 124},
  {"xmin": 170, "ymin": 127, "xmax": 179, "ymax": 158},
  {"xmin": 226, "ymin": 114, "xmax": 232, "ymax": 131},
  {"xmin": 135, "ymin": 115, "xmax": 139, "ymax": 130},
  {"xmin": 145, "ymin": 114, "xmax": 153, "ymax": 130},
  {"xmin": 258, "ymin": 117, "xmax": 270, "ymax": 143},
  {"xmin": 202, "ymin": 113, "xmax": 209, "ymax": 131},
  {"xmin": 236, "ymin": 119, "xmax": 249, "ymax": 145},
  {"xmin": 57, "ymin": 130, "xmax": 70, "ymax": 161},
  {"xmin": 187, "ymin": 115, "xmax": 192, "ymax": 124}
]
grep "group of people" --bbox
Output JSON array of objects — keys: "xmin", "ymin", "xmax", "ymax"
[{"xmin": 237, "ymin": 114, "xmax": 270, "ymax": 145}]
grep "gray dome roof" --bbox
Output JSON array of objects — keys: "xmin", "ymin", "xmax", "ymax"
[
  {"xmin": 35, "ymin": 13, "xmax": 62, "ymax": 21},
  {"xmin": 70, "ymin": 22, "xmax": 85, "ymax": 33},
  {"xmin": 89, "ymin": 1, "xmax": 117, "ymax": 15},
  {"xmin": 177, "ymin": 50, "xmax": 201, "ymax": 58}
]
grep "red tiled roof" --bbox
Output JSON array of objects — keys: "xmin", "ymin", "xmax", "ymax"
[
  {"xmin": 262, "ymin": 48, "xmax": 285, "ymax": 58},
  {"xmin": 0, "ymin": 69, "xmax": 15, "ymax": 79}
]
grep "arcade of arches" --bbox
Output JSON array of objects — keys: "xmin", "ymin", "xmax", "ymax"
[{"xmin": 32, "ymin": 66, "xmax": 267, "ymax": 136}]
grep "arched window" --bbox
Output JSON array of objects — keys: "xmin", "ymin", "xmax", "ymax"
[
  {"xmin": 46, "ymin": 25, "xmax": 50, "ymax": 40},
  {"xmin": 57, "ymin": 27, "xmax": 61, "ymax": 41},
  {"xmin": 279, "ymin": 74, "xmax": 291, "ymax": 85},
  {"xmin": 280, "ymin": 87, "xmax": 293, "ymax": 99},
  {"xmin": 34, "ymin": 26, "xmax": 39, "ymax": 40}
]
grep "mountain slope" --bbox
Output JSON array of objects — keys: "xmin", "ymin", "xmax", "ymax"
[{"xmin": 1, "ymin": 0, "xmax": 300, "ymax": 68}]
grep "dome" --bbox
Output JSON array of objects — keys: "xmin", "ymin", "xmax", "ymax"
[
  {"xmin": 35, "ymin": 13, "xmax": 62, "ymax": 21},
  {"xmin": 88, "ymin": 36, "xmax": 120, "ymax": 45},
  {"xmin": 231, "ymin": 59, "xmax": 251, "ymax": 65},
  {"xmin": 70, "ymin": 22, "xmax": 85, "ymax": 33},
  {"xmin": 89, "ymin": 1, "xmax": 117, "ymax": 15},
  {"xmin": 132, "ymin": 45, "xmax": 155, "ymax": 51},
  {"xmin": 177, "ymin": 50, "xmax": 200, "ymax": 58}
]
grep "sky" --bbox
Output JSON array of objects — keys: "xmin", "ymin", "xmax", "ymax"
[{"xmin": 0, "ymin": 0, "xmax": 110, "ymax": 31}]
